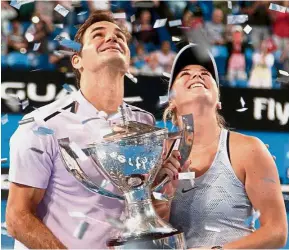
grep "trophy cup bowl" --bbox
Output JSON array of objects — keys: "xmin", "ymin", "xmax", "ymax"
[{"xmin": 58, "ymin": 121, "xmax": 187, "ymax": 249}]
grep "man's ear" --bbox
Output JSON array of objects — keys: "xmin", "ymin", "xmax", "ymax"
[{"xmin": 71, "ymin": 54, "xmax": 82, "ymax": 70}]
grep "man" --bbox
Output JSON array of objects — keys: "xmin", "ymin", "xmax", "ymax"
[
  {"xmin": 154, "ymin": 44, "xmax": 287, "ymax": 249},
  {"xmin": 6, "ymin": 10, "xmax": 155, "ymax": 249}
]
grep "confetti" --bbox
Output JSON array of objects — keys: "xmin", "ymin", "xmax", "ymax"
[
  {"xmin": 227, "ymin": 15, "xmax": 248, "ymax": 24},
  {"xmin": 30, "ymin": 68, "xmax": 42, "ymax": 72},
  {"xmin": 59, "ymin": 39, "xmax": 81, "ymax": 52},
  {"xmin": 228, "ymin": 1, "xmax": 232, "ymax": 9},
  {"xmin": 1, "ymin": 158, "xmax": 8, "ymax": 163},
  {"xmin": 19, "ymin": 117, "xmax": 34, "ymax": 125},
  {"xmin": 125, "ymin": 72, "xmax": 138, "ymax": 83},
  {"xmin": 54, "ymin": 35, "xmax": 65, "ymax": 42},
  {"xmin": 1, "ymin": 114, "xmax": 8, "ymax": 125},
  {"xmin": 81, "ymin": 117, "xmax": 100, "ymax": 124},
  {"xmin": 172, "ymin": 36, "xmax": 181, "ymax": 42},
  {"xmin": 54, "ymin": 24, "xmax": 64, "ymax": 29},
  {"xmin": 33, "ymin": 43, "xmax": 41, "ymax": 51},
  {"xmin": 276, "ymin": 76, "xmax": 289, "ymax": 84},
  {"xmin": 54, "ymin": 4, "xmax": 69, "ymax": 17},
  {"xmin": 55, "ymin": 50, "xmax": 75, "ymax": 56},
  {"xmin": 178, "ymin": 172, "xmax": 195, "ymax": 180},
  {"xmin": 30, "ymin": 147, "xmax": 44, "ymax": 154},
  {"xmin": 269, "ymin": 3, "xmax": 287, "ymax": 13},
  {"xmin": 113, "ymin": 13, "xmax": 126, "ymax": 19},
  {"xmin": 168, "ymin": 19, "xmax": 182, "ymax": 27},
  {"xmin": 279, "ymin": 70, "xmax": 289, "ymax": 77},
  {"xmin": 152, "ymin": 192, "xmax": 168, "ymax": 201},
  {"xmin": 240, "ymin": 97, "xmax": 245, "ymax": 108},
  {"xmin": 263, "ymin": 178, "xmax": 276, "ymax": 183},
  {"xmin": 153, "ymin": 18, "xmax": 167, "ymax": 29},
  {"xmin": 63, "ymin": 83, "xmax": 74, "ymax": 93},
  {"xmin": 73, "ymin": 220, "xmax": 89, "ymax": 239},
  {"xmin": 243, "ymin": 25, "xmax": 252, "ymax": 34},
  {"xmin": 77, "ymin": 11, "xmax": 87, "ymax": 16},
  {"xmin": 21, "ymin": 99, "xmax": 29, "ymax": 110},
  {"xmin": 204, "ymin": 225, "xmax": 221, "ymax": 232},
  {"xmin": 236, "ymin": 108, "xmax": 248, "ymax": 112},
  {"xmin": 10, "ymin": 0, "xmax": 34, "ymax": 9},
  {"xmin": 162, "ymin": 72, "xmax": 171, "ymax": 78},
  {"xmin": 123, "ymin": 96, "xmax": 143, "ymax": 102},
  {"xmin": 69, "ymin": 142, "xmax": 88, "ymax": 161},
  {"xmin": 34, "ymin": 127, "xmax": 54, "ymax": 136},
  {"xmin": 130, "ymin": 15, "xmax": 136, "ymax": 23}
]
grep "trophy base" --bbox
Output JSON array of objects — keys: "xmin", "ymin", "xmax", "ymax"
[{"xmin": 107, "ymin": 231, "xmax": 186, "ymax": 249}]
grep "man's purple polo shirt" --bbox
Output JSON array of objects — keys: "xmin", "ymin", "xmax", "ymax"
[{"xmin": 9, "ymin": 90, "xmax": 155, "ymax": 249}]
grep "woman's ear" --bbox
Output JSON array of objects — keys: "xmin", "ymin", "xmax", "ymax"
[
  {"xmin": 71, "ymin": 54, "xmax": 82, "ymax": 70},
  {"xmin": 217, "ymin": 102, "xmax": 222, "ymax": 110}
]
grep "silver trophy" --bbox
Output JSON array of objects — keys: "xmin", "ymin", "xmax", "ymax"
[{"xmin": 58, "ymin": 113, "xmax": 193, "ymax": 249}]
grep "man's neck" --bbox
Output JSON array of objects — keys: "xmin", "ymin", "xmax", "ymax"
[{"xmin": 80, "ymin": 67, "xmax": 125, "ymax": 115}]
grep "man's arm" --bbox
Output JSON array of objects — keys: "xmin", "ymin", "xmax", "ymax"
[
  {"xmin": 6, "ymin": 183, "xmax": 66, "ymax": 249},
  {"xmin": 223, "ymin": 136, "xmax": 287, "ymax": 249}
]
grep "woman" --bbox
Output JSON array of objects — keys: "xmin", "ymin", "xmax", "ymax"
[{"xmin": 153, "ymin": 44, "xmax": 287, "ymax": 249}]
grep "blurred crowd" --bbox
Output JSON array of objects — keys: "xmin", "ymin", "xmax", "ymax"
[{"xmin": 1, "ymin": 0, "xmax": 289, "ymax": 89}]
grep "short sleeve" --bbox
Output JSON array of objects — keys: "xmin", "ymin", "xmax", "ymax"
[{"xmin": 8, "ymin": 121, "xmax": 54, "ymax": 189}]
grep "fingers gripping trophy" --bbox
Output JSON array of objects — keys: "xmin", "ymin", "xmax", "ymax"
[{"xmin": 58, "ymin": 108, "xmax": 194, "ymax": 249}]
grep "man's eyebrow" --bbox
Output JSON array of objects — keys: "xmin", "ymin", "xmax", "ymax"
[{"xmin": 90, "ymin": 26, "xmax": 125, "ymax": 36}]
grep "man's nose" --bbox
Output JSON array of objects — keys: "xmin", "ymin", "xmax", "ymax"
[{"xmin": 105, "ymin": 33, "xmax": 118, "ymax": 43}]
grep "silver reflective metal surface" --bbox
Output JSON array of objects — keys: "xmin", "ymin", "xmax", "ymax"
[{"xmin": 58, "ymin": 120, "xmax": 187, "ymax": 249}]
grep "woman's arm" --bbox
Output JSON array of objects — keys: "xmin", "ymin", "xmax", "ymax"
[{"xmin": 223, "ymin": 136, "xmax": 287, "ymax": 249}]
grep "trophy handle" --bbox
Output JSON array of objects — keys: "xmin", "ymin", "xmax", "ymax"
[
  {"xmin": 58, "ymin": 138, "xmax": 124, "ymax": 200},
  {"xmin": 152, "ymin": 114, "xmax": 194, "ymax": 192}
]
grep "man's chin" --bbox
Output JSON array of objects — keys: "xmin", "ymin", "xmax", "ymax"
[{"xmin": 103, "ymin": 56, "xmax": 129, "ymax": 72}]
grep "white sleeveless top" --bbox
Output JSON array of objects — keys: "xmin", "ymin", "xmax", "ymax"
[{"xmin": 170, "ymin": 129, "xmax": 254, "ymax": 248}]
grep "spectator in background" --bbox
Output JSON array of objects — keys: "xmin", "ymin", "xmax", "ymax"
[
  {"xmin": 226, "ymin": 25, "xmax": 249, "ymax": 85},
  {"xmin": 270, "ymin": 0, "xmax": 289, "ymax": 51},
  {"xmin": 240, "ymin": 1, "xmax": 271, "ymax": 50},
  {"xmin": 153, "ymin": 41, "xmax": 176, "ymax": 72},
  {"xmin": 205, "ymin": 8, "xmax": 225, "ymax": 45},
  {"xmin": 7, "ymin": 20, "xmax": 28, "ymax": 53},
  {"xmin": 132, "ymin": 43, "xmax": 148, "ymax": 70},
  {"xmin": 248, "ymin": 39, "xmax": 274, "ymax": 89},
  {"xmin": 134, "ymin": 9, "xmax": 158, "ymax": 45},
  {"xmin": 183, "ymin": 2, "xmax": 204, "ymax": 30},
  {"xmin": 280, "ymin": 40, "xmax": 289, "ymax": 75},
  {"xmin": 140, "ymin": 53, "xmax": 163, "ymax": 76}
]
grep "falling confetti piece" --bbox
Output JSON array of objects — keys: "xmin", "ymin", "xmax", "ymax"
[
  {"xmin": 162, "ymin": 72, "xmax": 171, "ymax": 78},
  {"xmin": 30, "ymin": 147, "xmax": 44, "ymax": 154},
  {"xmin": 269, "ymin": 3, "xmax": 287, "ymax": 13},
  {"xmin": 1, "ymin": 158, "xmax": 8, "ymax": 163},
  {"xmin": 204, "ymin": 225, "xmax": 221, "ymax": 232},
  {"xmin": 81, "ymin": 117, "xmax": 100, "ymax": 124},
  {"xmin": 236, "ymin": 108, "xmax": 248, "ymax": 112},
  {"xmin": 125, "ymin": 72, "xmax": 138, "ymax": 83},
  {"xmin": 113, "ymin": 13, "xmax": 126, "ymax": 19},
  {"xmin": 21, "ymin": 99, "xmax": 29, "ymax": 110},
  {"xmin": 34, "ymin": 127, "xmax": 54, "ymax": 136},
  {"xmin": 30, "ymin": 68, "xmax": 42, "ymax": 72},
  {"xmin": 55, "ymin": 50, "xmax": 75, "ymax": 56},
  {"xmin": 123, "ymin": 96, "xmax": 143, "ymax": 103},
  {"xmin": 19, "ymin": 117, "xmax": 34, "ymax": 125},
  {"xmin": 178, "ymin": 172, "xmax": 195, "ymax": 180},
  {"xmin": 152, "ymin": 192, "xmax": 168, "ymax": 201},
  {"xmin": 10, "ymin": 0, "xmax": 34, "ymax": 9},
  {"xmin": 240, "ymin": 97, "xmax": 245, "ymax": 108},
  {"xmin": 33, "ymin": 43, "xmax": 41, "ymax": 51},
  {"xmin": 69, "ymin": 142, "xmax": 88, "ymax": 161},
  {"xmin": 54, "ymin": 24, "xmax": 64, "ymax": 29},
  {"xmin": 168, "ymin": 19, "xmax": 182, "ymax": 27},
  {"xmin": 54, "ymin": 35, "xmax": 65, "ymax": 42},
  {"xmin": 279, "ymin": 70, "xmax": 289, "ymax": 76},
  {"xmin": 77, "ymin": 11, "xmax": 87, "ymax": 16},
  {"xmin": 227, "ymin": 15, "xmax": 248, "ymax": 24},
  {"xmin": 263, "ymin": 178, "xmax": 276, "ymax": 183},
  {"xmin": 59, "ymin": 39, "xmax": 81, "ymax": 52},
  {"xmin": 172, "ymin": 36, "xmax": 181, "ymax": 42},
  {"xmin": 73, "ymin": 220, "xmax": 89, "ymax": 239},
  {"xmin": 228, "ymin": 1, "xmax": 232, "ymax": 9},
  {"xmin": 1, "ymin": 114, "xmax": 8, "ymax": 125},
  {"xmin": 243, "ymin": 25, "xmax": 252, "ymax": 34},
  {"xmin": 130, "ymin": 15, "xmax": 136, "ymax": 23},
  {"xmin": 54, "ymin": 4, "xmax": 69, "ymax": 17},
  {"xmin": 63, "ymin": 83, "xmax": 74, "ymax": 93},
  {"xmin": 153, "ymin": 18, "xmax": 167, "ymax": 28}
]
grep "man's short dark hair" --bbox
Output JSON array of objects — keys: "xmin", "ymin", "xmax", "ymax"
[{"xmin": 73, "ymin": 10, "xmax": 132, "ymax": 87}]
